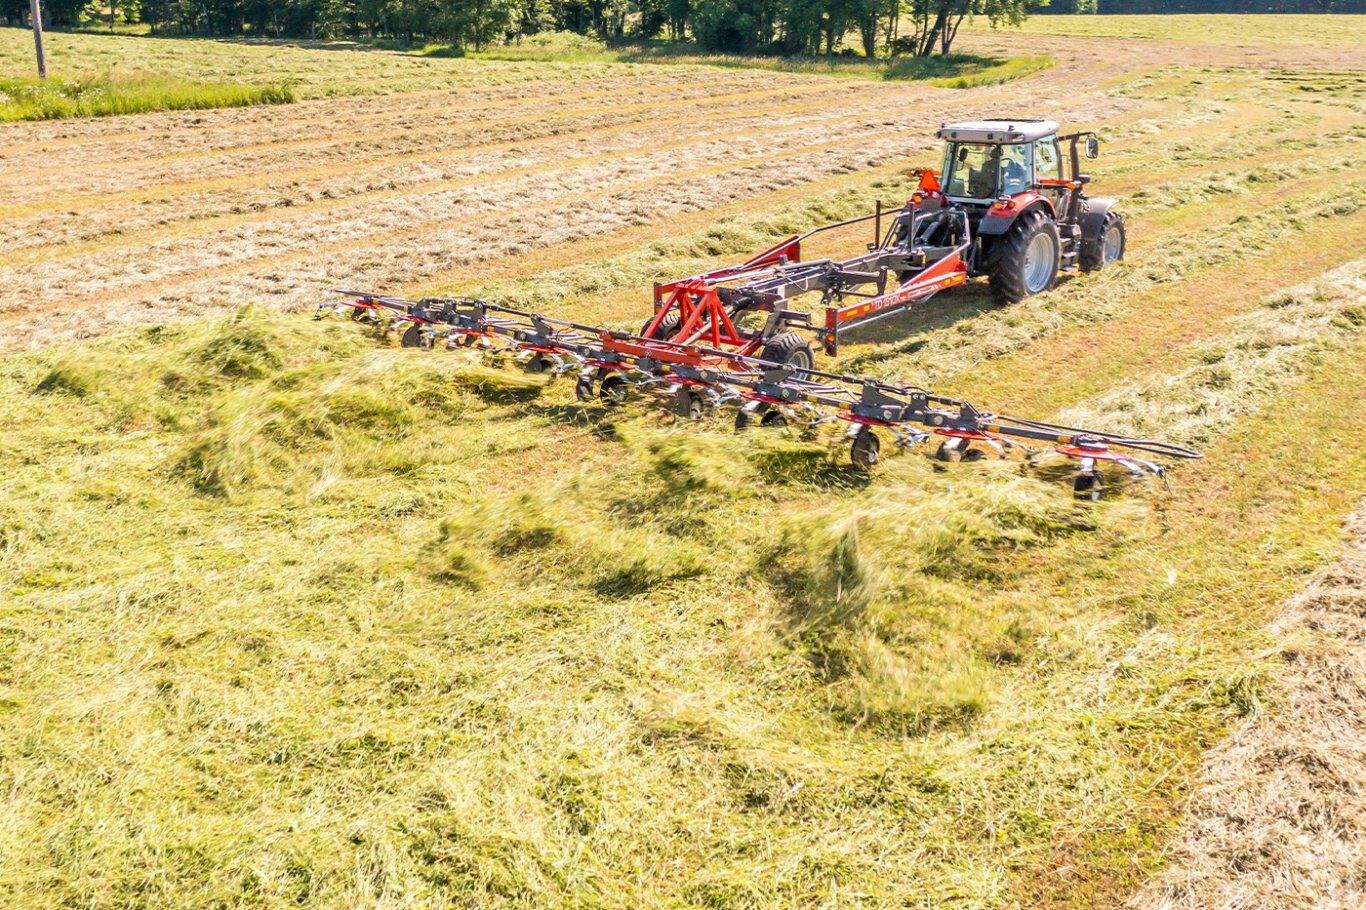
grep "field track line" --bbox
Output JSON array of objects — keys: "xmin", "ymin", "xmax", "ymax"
[
  {"xmin": 0, "ymin": 80, "xmax": 861, "ymax": 184},
  {"xmin": 0, "ymin": 71, "xmax": 764, "ymax": 158},
  {"xmin": 2, "ymin": 95, "xmax": 938, "ymax": 268},
  {"xmin": 402, "ymin": 165, "xmax": 920, "ymax": 295},
  {"xmin": 0, "ymin": 82, "xmax": 870, "ymax": 212},
  {"xmin": 0, "ymin": 68, "xmax": 788, "ymax": 154}
]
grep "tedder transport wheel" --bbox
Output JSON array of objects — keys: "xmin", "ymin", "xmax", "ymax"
[
  {"xmin": 759, "ymin": 330, "xmax": 815, "ymax": 372},
  {"xmin": 400, "ymin": 325, "xmax": 425, "ymax": 348},
  {"xmin": 639, "ymin": 313, "xmax": 681, "ymax": 340},
  {"xmin": 599, "ymin": 374, "xmax": 628, "ymax": 404},
  {"xmin": 988, "ymin": 210, "xmax": 1061, "ymax": 303},
  {"xmin": 1080, "ymin": 211, "xmax": 1126, "ymax": 273},
  {"xmin": 850, "ymin": 427, "xmax": 880, "ymax": 469}
]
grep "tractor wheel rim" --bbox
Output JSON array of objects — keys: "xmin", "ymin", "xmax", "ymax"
[
  {"xmin": 1103, "ymin": 225, "xmax": 1123, "ymax": 263},
  {"xmin": 1023, "ymin": 232, "xmax": 1055, "ymax": 293}
]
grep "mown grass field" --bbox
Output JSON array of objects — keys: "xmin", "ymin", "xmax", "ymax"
[{"xmin": 1, "ymin": 16, "xmax": 1364, "ymax": 910}]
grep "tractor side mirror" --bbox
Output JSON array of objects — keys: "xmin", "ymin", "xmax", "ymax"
[{"xmin": 1085, "ymin": 137, "xmax": 1100, "ymax": 159}]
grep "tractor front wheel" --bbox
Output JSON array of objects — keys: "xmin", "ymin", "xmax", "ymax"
[
  {"xmin": 988, "ymin": 210, "xmax": 1061, "ymax": 303},
  {"xmin": 1080, "ymin": 211, "xmax": 1126, "ymax": 273}
]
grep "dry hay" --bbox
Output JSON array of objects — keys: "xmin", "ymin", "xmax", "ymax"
[{"xmin": 1129, "ymin": 504, "xmax": 1366, "ymax": 910}]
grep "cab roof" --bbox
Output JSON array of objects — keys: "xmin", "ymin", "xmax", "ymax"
[{"xmin": 936, "ymin": 119, "xmax": 1060, "ymax": 144}]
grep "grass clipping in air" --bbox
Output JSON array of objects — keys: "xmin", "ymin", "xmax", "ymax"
[{"xmin": 0, "ymin": 72, "xmax": 294, "ymax": 121}]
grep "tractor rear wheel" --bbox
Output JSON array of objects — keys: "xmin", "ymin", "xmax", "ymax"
[
  {"xmin": 1080, "ymin": 211, "xmax": 1126, "ymax": 273},
  {"xmin": 759, "ymin": 330, "xmax": 815, "ymax": 372},
  {"xmin": 988, "ymin": 210, "xmax": 1061, "ymax": 303}
]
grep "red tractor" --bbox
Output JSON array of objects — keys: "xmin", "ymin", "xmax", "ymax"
[
  {"xmin": 928, "ymin": 118, "xmax": 1126, "ymax": 301},
  {"xmin": 623, "ymin": 119, "xmax": 1126, "ymax": 371}
]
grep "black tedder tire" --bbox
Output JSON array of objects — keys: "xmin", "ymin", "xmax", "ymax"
[
  {"xmin": 850, "ymin": 427, "xmax": 880, "ymax": 469},
  {"xmin": 1080, "ymin": 211, "xmax": 1126, "ymax": 273},
  {"xmin": 736, "ymin": 406, "xmax": 790, "ymax": 431},
  {"xmin": 639, "ymin": 313, "xmax": 681, "ymax": 340},
  {"xmin": 987, "ymin": 209, "xmax": 1061, "ymax": 304},
  {"xmin": 523, "ymin": 354, "xmax": 556, "ymax": 374},
  {"xmin": 599, "ymin": 374, "xmax": 628, "ymax": 404},
  {"xmin": 759, "ymin": 330, "xmax": 815, "ymax": 372},
  {"xmin": 400, "ymin": 325, "xmax": 425, "ymax": 348},
  {"xmin": 1074, "ymin": 471, "xmax": 1105, "ymax": 501},
  {"xmin": 674, "ymin": 388, "xmax": 704, "ymax": 420}
]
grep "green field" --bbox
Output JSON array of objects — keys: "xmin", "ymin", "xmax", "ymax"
[
  {"xmin": 0, "ymin": 72, "xmax": 293, "ymax": 121},
  {"xmin": 0, "ymin": 14, "xmax": 1363, "ymax": 910}
]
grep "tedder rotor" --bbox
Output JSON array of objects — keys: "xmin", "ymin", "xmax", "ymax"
[
  {"xmin": 314, "ymin": 119, "xmax": 1192, "ymax": 498},
  {"xmin": 319, "ymin": 292, "xmax": 1199, "ymax": 499}
]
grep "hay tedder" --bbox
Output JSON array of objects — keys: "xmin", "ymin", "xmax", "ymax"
[{"xmin": 316, "ymin": 120, "xmax": 1197, "ymax": 498}]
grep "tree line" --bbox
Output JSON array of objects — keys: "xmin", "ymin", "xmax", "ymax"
[
  {"xmin": 6, "ymin": 0, "xmax": 1360, "ymax": 54},
  {"xmin": 1042, "ymin": 1, "xmax": 1358, "ymax": 11},
  {"xmin": 6, "ymin": 0, "xmax": 1036, "ymax": 55}
]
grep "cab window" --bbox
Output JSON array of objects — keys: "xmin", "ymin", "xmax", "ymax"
[
  {"xmin": 944, "ymin": 142, "xmax": 999, "ymax": 199},
  {"xmin": 1035, "ymin": 138, "xmax": 1063, "ymax": 181},
  {"xmin": 1000, "ymin": 143, "xmax": 1032, "ymax": 196}
]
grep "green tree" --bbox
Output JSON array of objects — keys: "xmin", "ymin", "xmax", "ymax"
[{"xmin": 899, "ymin": 0, "xmax": 1040, "ymax": 58}]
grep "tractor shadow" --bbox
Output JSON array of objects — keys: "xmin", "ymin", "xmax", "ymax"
[
  {"xmin": 830, "ymin": 282, "xmax": 999, "ymax": 369},
  {"xmin": 829, "ymin": 275, "xmax": 1077, "ymax": 373}
]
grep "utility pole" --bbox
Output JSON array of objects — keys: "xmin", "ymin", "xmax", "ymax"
[{"xmin": 29, "ymin": 0, "xmax": 48, "ymax": 80}]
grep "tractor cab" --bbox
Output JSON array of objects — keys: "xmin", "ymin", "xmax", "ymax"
[{"xmin": 936, "ymin": 119, "xmax": 1069, "ymax": 205}]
